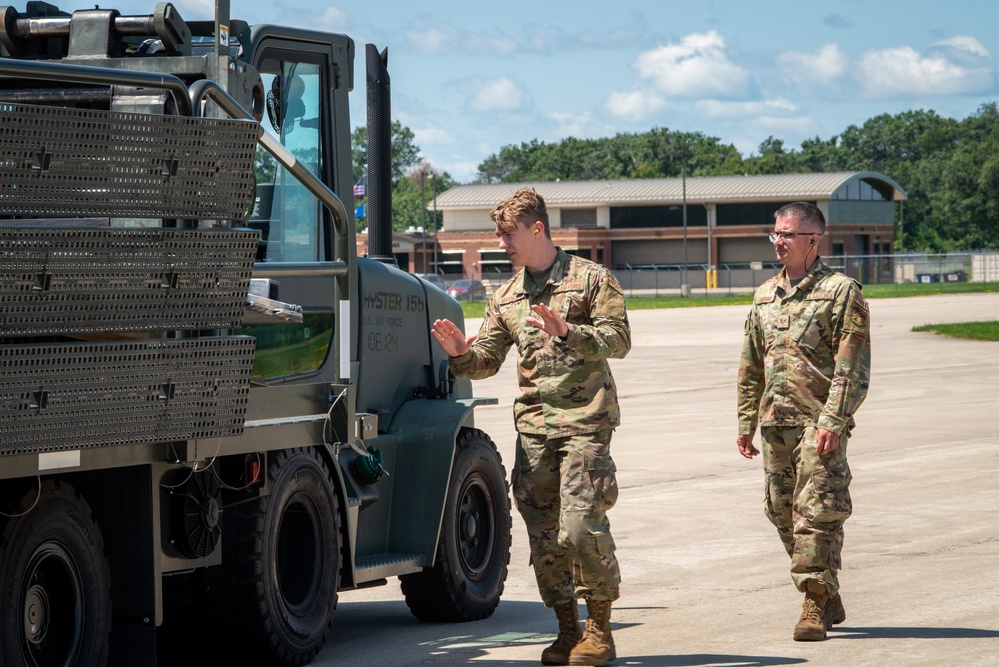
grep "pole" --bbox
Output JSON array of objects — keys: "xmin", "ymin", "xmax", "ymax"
[
  {"xmin": 681, "ymin": 168, "xmax": 689, "ymax": 297},
  {"xmin": 420, "ymin": 170, "xmax": 427, "ymax": 273},
  {"xmin": 432, "ymin": 174, "xmax": 439, "ymax": 277},
  {"xmin": 421, "ymin": 228, "xmax": 427, "ymax": 275},
  {"xmin": 706, "ymin": 204, "xmax": 713, "ymax": 290},
  {"xmin": 898, "ymin": 200, "xmax": 904, "ymax": 252}
]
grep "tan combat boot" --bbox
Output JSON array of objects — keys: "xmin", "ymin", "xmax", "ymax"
[
  {"xmin": 568, "ymin": 599, "xmax": 616, "ymax": 666},
  {"xmin": 541, "ymin": 601, "xmax": 582, "ymax": 665},
  {"xmin": 793, "ymin": 579, "xmax": 829, "ymax": 641},
  {"xmin": 824, "ymin": 591, "xmax": 846, "ymax": 626}
]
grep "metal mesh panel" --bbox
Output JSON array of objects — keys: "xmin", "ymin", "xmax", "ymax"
[
  {"xmin": 0, "ymin": 337, "xmax": 255, "ymax": 456},
  {"xmin": 0, "ymin": 227, "xmax": 258, "ymax": 335},
  {"xmin": 0, "ymin": 103, "xmax": 258, "ymax": 221}
]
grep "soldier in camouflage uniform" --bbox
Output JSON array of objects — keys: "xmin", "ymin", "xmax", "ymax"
[
  {"xmin": 737, "ymin": 202, "xmax": 871, "ymax": 642},
  {"xmin": 432, "ymin": 188, "xmax": 630, "ymax": 666}
]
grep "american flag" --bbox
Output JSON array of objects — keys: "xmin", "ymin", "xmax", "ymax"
[{"xmin": 353, "ymin": 175, "xmax": 365, "ymax": 197}]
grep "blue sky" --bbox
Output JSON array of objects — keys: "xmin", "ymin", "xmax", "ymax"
[{"xmin": 114, "ymin": 0, "xmax": 998, "ymax": 182}]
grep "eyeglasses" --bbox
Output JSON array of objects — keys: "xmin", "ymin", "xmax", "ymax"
[{"xmin": 768, "ymin": 231, "xmax": 815, "ymax": 243}]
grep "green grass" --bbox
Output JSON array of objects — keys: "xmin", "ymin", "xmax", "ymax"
[
  {"xmin": 911, "ymin": 321, "xmax": 999, "ymax": 341},
  {"xmin": 863, "ymin": 281, "xmax": 999, "ymax": 298},
  {"xmin": 461, "ymin": 301, "xmax": 488, "ymax": 319},
  {"xmin": 458, "ymin": 281, "xmax": 999, "ymax": 318},
  {"xmin": 626, "ymin": 293, "xmax": 754, "ymax": 309}
]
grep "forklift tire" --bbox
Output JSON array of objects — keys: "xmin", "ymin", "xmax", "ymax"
[
  {"xmin": 401, "ymin": 428, "xmax": 511, "ymax": 622},
  {"xmin": 0, "ymin": 480, "xmax": 111, "ymax": 667},
  {"xmin": 208, "ymin": 448, "xmax": 341, "ymax": 667}
]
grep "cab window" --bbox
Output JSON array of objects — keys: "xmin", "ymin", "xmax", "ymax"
[{"xmin": 250, "ymin": 60, "xmax": 325, "ymax": 263}]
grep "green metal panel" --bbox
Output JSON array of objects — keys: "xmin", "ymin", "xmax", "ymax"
[{"xmin": 384, "ymin": 397, "xmax": 485, "ymax": 564}]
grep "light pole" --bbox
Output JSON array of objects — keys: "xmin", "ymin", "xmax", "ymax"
[
  {"xmin": 432, "ymin": 173, "xmax": 439, "ymax": 278},
  {"xmin": 419, "ymin": 170, "xmax": 428, "ymax": 273},
  {"xmin": 681, "ymin": 167, "xmax": 689, "ymax": 297},
  {"xmin": 706, "ymin": 204, "xmax": 713, "ymax": 290},
  {"xmin": 421, "ymin": 226, "xmax": 427, "ymax": 274}
]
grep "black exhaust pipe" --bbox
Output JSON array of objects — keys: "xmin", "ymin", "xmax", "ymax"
[{"xmin": 365, "ymin": 44, "xmax": 395, "ymax": 264}]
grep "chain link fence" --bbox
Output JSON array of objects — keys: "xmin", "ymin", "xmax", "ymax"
[{"xmin": 613, "ymin": 251, "xmax": 999, "ymax": 296}]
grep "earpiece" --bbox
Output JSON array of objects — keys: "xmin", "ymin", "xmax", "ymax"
[
  {"xmin": 810, "ymin": 238, "xmax": 816, "ymax": 245},
  {"xmin": 534, "ymin": 228, "xmax": 540, "ymax": 234}
]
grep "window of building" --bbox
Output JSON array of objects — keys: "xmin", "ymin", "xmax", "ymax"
[
  {"xmin": 832, "ymin": 180, "xmax": 888, "ymax": 201},
  {"xmin": 610, "ymin": 205, "xmax": 706, "ymax": 229},
  {"xmin": 561, "ymin": 208, "xmax": 597, "ymax": 229},
  {"xmin": 479, "ymin": 249, "xmax": 512, "ymax": 279},
  {"xmin": 437, "ymin": 249, "xmax": 466, "ymax": 278},
  {"xmin": 715, "ymin": 202, "xmax": 789, "ymax": 226}
]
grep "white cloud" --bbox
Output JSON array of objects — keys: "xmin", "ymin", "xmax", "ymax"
[
  {"xmin": 856, "ymin": 37, "xmax": 995, "ymax": 98},
  {"xmin": 547, "ymin": 111, "xmax": 613, "ymax": 139},
  {"xmin": 442, "ymin": 160, "xmax": 482, "ymax": 183},
  {"xmin": 413, "ymin": 126, "xmax": 456, "ymax": 148},
  {"xmin": 633, "ymin": 31, "xmax": 750, "ymax": 98},
  {"xmin": 313, "ymin": 6, "xmax": 349, "ymax": 31},
  {"xmin": 936, "ymin": 36, "xmax": 990, "ymax": 59},
  {"xmin": 406, "ymin": 20, "xmax": 643, "ymax": 56},
  {"xmin": 695, "ymin": 98, "xmax": 797, "ymax": 119},
  {"xmin": 604, "ymin": 90, "xmax": 667, "ymax": 123},
  {"xmin": 748, "ymin": 115, "xmax": 817, "ymax": 137},
  {"xmin": 406, "ymin": 20, "xmax": 517, "ymax": 55},
  {"xmin": 469, "ymin": 77, "xmax": 527, "ymax": 112},
  {"xmin": 777, "ymin": 43, "xmax": 848, "ymax": 86}
]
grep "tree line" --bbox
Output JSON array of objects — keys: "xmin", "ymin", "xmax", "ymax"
[
  {"xmin": 273, "ymin": 103, "xmax": 999, "ymax": 251},
  {"xmin": 473, "ymin": 104, "xmax": 999, "ymax": 252},
  {"xmin": 350, "ymin": 122, "xmax": 451, "ymax": 237}
]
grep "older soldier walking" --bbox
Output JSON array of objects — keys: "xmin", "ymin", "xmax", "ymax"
[
  {"xmin": 737, "ymin": 202, "xmax": 871, "ymax": 641},
  {"xmin": 432, "ymin": 188, "xmax": 631, "ymax": 666}
]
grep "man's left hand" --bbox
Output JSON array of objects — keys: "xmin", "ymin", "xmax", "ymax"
[{"xmin": 816, "ymin": 428, "xmax": 840, "ymax": 455}]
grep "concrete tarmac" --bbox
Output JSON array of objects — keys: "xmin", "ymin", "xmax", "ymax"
[{"xmin": 314, "ymin": 292, "xmax": 999, "ymax": 667}]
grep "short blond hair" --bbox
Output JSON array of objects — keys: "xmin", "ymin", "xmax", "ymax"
[{"xmin": 490, "ymin": 187, "xmax": 550, "ymax": 237}]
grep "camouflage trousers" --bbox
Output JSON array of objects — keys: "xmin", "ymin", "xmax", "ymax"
[
  {"xmin": 512, "ymin": 430, "xmax": 620, "ymax": 607},
  {"xmin": 762, "ymin": 425, "xmax": 853, "ymax": 596}
]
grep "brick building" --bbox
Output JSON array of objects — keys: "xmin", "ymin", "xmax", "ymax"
[{"xmin": 358, "ymin": 171, "xmax": 906, "ymax": 288}]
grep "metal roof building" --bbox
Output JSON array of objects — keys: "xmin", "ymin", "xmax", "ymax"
[
  {"xmin": 368, "ymin": 172, "xmax": 906, "ymax": 288},
  {"xmin": 432, "ymin": 172, "xmax": 906, "ymax": 209}
]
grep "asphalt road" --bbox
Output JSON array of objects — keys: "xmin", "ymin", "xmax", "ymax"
[{"xmin": 313, "ymin": 292, "xmax": 999, "ymax": 667}]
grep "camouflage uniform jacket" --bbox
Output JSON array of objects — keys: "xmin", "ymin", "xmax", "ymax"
[
  {"xmin": 450, "ymin": 248, "xmax": 631, "ymax": 437},
  {"xmin": 738, "ymin": 258, "xmax": 871, "ymax": 436}
]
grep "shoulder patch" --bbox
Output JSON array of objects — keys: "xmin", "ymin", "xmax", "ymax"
[{"xmin": 842, "ymin": 288, "xmax": 870, "ymax": 333}]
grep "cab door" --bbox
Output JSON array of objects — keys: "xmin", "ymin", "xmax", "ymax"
[{"xmin": 239, "ymin": 28, "xmax": 356, "ymax": 389}]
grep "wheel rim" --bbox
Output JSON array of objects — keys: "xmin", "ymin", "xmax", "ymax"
[
  {"xmin": 455, "ymin": 472, "xmax": 495, "ymax": 580},
  {"xmin": 20, "ymin": 543, "xmax": 84, "ymax": 667},
  {"xmin": 276, "ymin": 492, "xmax": 323, "ymax": 616}
]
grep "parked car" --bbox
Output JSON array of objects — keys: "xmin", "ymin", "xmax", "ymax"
[
  {"xmin": 414, "ymin": 273, "xmax": 448, "ymax": 290},
  {"xmin": 448, "ymin": 279, "xmax": 486, "ymax": 301}
]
